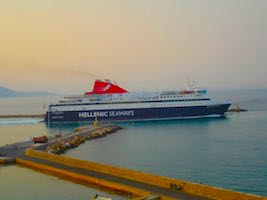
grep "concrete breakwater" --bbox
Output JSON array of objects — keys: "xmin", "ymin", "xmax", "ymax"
[
  {"xmin": 0, "ymin": 156, "xmax": 16, "ymax": 164},
  {"xmin": 0, "ymin": 114, "xmax": 45, "ymax": 119},
  {"xmin": 44, "ymin": 125, "xmax": 122, "ymax": 154},
  {"xmin": 23, "ymin": 149, "xmax": 266, "ymax": 200},
  {"xmin": 0, "ymin": 123, "xmax": 121, "ymax": 158}
]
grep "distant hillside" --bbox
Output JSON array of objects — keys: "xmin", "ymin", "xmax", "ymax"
[{"xmin": 0, "ymin": 86, "xmax": 56, "ymax": 98}]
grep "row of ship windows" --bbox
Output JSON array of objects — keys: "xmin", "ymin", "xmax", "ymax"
[
  {"xmin": 51, "ymin": 99, "xmax": 209, "ymax": 107},
  {"xmin": 52, "ymin": 99, "xmax": 210, "ymax": 107},
  {"xmin": 156, "ymin": 102, "xmax": 206, "ymax": 106},
  {"xmin": 52, "ymin": 102, "xmax": 207, "ymax": 111},
  {"xmin": 159, "ymin": 94, "xmax": 196, "ymax": 98}
]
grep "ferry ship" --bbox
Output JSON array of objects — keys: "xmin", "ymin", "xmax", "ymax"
[{"xmin": 45, "ymin": 79, "xmax": 231, "ymax": 123}]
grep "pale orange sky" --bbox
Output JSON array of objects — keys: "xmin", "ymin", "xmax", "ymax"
[{"xmin": 0, "ymin": 0, "xmax": 266, "ymax": 94}]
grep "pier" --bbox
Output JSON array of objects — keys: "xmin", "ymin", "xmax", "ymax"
[
  {"xmin": 0, "ymin": 156, "xmax": 15, "ymax": 164},
  {"xmin": 0, "ymin": 123, "xmax": 265, "ymax": 200},
  {"xmin": 0, "ymin": 114, "xmax": 45, "ymax": 119}
]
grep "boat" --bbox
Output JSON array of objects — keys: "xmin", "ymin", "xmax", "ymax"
[
  {"xmin": 45, "ymin": 79, "xmax": 231, "ymax": 123},
  {"xmin": 227, "ymin": 101, "xmax": 247, "ymax": 112}
]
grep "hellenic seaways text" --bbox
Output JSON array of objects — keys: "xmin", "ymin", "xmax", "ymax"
[{"xmin": 79, "ymin": 110, "xmax": 134, "ymax": 118}]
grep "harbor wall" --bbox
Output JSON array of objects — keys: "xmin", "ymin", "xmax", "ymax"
[
  {"xmin": 16, "ymin": 157, "xmax": 148, "ymax": 197},
  {"xmin": 25, "ymin": 149, "xmax": 266, "ymax": 200}
]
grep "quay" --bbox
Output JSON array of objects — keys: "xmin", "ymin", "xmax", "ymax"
[
  {"xmin": 0, "ymin": 114, "xmax": 45, "ymax": 119},
  {"xmin": 0, "ymin": 156, "xmax": 15, "ymax": 164},
  {"xmin": 0, "ymin": 123, "xmax": 265, "ymax": 200}
]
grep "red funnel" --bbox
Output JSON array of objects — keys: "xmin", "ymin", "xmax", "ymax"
[{"xmin": 85, "ymin": 80, "xmax": 128, "ymax": 95}]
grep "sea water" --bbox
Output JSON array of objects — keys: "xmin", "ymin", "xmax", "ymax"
[{"xmin": 0, "ymin": 90, "xmax": 267, "ymax": 198}]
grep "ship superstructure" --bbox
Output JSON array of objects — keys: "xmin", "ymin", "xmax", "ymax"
[{"xmin": 45, "ymin": 79, "xmax": 231, "ymax": 123}]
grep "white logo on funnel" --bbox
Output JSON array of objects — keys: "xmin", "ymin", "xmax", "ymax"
[{"xmin": 102, "ymin": 84, "xmax": 111, "ymax": 91}]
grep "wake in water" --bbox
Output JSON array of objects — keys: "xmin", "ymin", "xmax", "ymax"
[{"xmin": 0, "ymin": 118, "xmax": 43, "ymax": 125}]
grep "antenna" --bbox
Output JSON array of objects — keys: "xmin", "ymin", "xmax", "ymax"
[
  {"xmin": 192, "ymin": 81, "xmax": 197, "ymax": 90},
  {"xmin": 236, "ymin": 100, "xmax": 239, "ymax": 110},
  {"xmin": 104, "ymin": 79, "xmax": 112, "ymax": 84}
]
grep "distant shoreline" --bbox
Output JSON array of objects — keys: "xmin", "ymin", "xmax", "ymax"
[{"xmin": 0, "ymin": 114, "xmax": 45, "ymax": 119}]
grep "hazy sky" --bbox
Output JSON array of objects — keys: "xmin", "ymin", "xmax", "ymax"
[{"xmin": 0, "ymin": 0, "xmax": 266, "ymax": 93}]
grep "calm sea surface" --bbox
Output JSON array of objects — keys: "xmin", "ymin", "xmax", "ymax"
[{"xmin": 0, "ymin": 90, "xmax": 266, "ymax": 198}]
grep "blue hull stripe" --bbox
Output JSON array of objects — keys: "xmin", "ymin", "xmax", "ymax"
[{"xmin": 45, "ymin": 104, "xmax": 231, "ymax": 123}]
